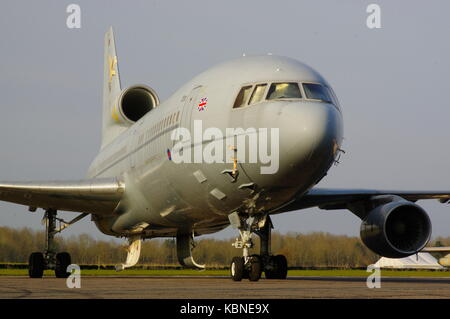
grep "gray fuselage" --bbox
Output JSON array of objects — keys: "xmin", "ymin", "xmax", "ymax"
[{"xmin": 86, "ymin": 55, "xmax": 344, "ymax": 238}]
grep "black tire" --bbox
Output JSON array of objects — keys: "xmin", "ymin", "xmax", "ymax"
[
  {"xmin": 55, "ymin": 252, "xmax": 71, "ymax": 278},
  {"xmin": 230, "ymin": 257, "xmax": 245, "ymax": 281},
  {"xmin": 242, "ymin": 267, "xmax": 249, "ymax": 279},
  {"xmin": 265, "ymin": 270, "xmax": 276, "ymax": 279},
  {"xmin": 29, "ymin": 252, "xmax": 45, "ymax": 278},
  {"xmin": 248, "ymin": 255, "xmax": 262, "ymax": 282},
  {"xmin": 275, "ymin": 255, "xmax": 288, "ymax": 279},
  {"xmin": 264, "ymin": 256, "xmax": 277, "ymax": 279}
]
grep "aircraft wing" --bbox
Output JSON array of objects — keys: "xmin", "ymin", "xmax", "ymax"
[
  {"xmin": 0, "ymin": 177, "xmax": 124, "ymax": 215},
  {"xmin": 273, "ymin": 188, "xmax": 450, "ymax": 213}
]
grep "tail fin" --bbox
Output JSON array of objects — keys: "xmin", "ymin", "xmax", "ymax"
[{"xmin": 102, "ymin": 27, "xmax": 124, "ymax": 148}]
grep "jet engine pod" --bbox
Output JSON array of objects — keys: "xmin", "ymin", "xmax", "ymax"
[
  {"xmin": 360, "ymin": 200, "xmax": 431, "ymax": 258},
  {"xmin": 116, "ymin": 85, "xmax": 159, "ymax": 124}
]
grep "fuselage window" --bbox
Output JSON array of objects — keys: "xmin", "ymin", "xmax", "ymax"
[
  {"xmin": 302, "ymin": 83, "xmax": 332, "ymax": 103},
  {"xmin": 233, "ymin": 85, "xmax": 253, "ymax": 108},
  {"xmin": 267, "ymin": 82, "xmax": 302, "ymax": 100},
  {"xmin": 248, "ymin": 84, "xmax": 267, "ymax": 105}
]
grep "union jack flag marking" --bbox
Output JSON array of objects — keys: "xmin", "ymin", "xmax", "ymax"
[{"xmin": 197, "ymin": 97, "xmax": 208, "ymax": 111}]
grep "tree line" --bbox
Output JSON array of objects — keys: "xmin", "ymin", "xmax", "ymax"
[{"xmin": 0, "ymin": 226, "xmax": 448, "ymax": 267}]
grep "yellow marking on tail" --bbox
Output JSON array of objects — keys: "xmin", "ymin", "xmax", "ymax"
[
  {"xmin": 109, "ymin": 55, "xmax": 117, "ymax": 83},
  {"xmin": 111, "ymin": 104, "xmax": 120, "ymax": 123}
]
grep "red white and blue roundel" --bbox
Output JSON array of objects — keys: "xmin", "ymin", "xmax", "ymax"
[{"xmin": 197, "ymin": 97, "xmax": 208, "ymax": 111}]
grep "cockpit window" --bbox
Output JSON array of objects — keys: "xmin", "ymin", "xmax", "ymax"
[
  {"xmin": 267, "ymin": 82, "xmax": 302, "ymax": 100},
  {"xmin": 248, "ymin": 84, "xmax": 267, "ymax": 105},
  {"xmin": 327, "ymin": 87, "xmax": 340, "ymax": 108},
  {"xmin": 233, "ymin": 85, "xmax": 253, "ymax": 108},
  {"xmin": 302, "ymin": 83, "xmax": 332, "ymax": 103}
]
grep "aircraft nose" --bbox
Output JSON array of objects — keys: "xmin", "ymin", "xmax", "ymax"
[
  {"xmin": 280, "ymin": 102, "xmax": 342, "ymax": 167},
  {"xmin": 252, "ymin": 101, "xmax": 343, "ymax": 189},
  {"xmin": 236, "ymin": 101, "xmax": 343, "ymax": 194}
]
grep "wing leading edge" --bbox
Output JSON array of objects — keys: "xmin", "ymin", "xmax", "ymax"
[
  {"xmin": 272, "ymin": 188, "xmax": 450, "ymax": 214},
  {"xmin": 0, "ymin": 177, "xmax": 124, "ymax": 215}
]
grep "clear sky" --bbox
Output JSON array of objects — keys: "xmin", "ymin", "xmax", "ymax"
[{"xmin": 0, "ymin": 0, "xmax": 449, "ymax": 242}]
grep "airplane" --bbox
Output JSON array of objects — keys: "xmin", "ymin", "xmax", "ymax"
[{"xmin": 2, "ymin": 27, "xmax": 450, "ymax": 281}]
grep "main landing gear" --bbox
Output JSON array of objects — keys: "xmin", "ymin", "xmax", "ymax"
[
  {"xmin": 229, "ymin": 213, "xmax": 288, "ymax": 282},
  {"xmin": 28, "ymin": 209, "xmax": 88, "ymax": 278}
]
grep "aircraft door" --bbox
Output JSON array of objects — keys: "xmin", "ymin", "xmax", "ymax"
[{"xmin": 181, "ymin": 86, "xmax": 202, "ymax": 133}]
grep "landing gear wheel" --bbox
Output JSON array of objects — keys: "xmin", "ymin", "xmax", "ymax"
[
  {"xmin": 248, "ymin": 255, "xmax": 262, "ymax": 282},
  {"xmin": 242, "ymin": 267, "xmax": 249, "ymax": 279},
  {"xmin": 230, "ymin": 214, "xmax": 289, "ymax": 283},
  {"xmin": 264, "ymin": 256, "xmax": 277, "ymax": 279},
  {"xmin": 274, "ymin": 255, "xmax": 288, "ymax": 279},
  {"xmin": 230, "ymin": 257, "xmax": 245, "ymax": 281},
  {"xmin": 55, "ymin": 252, "xmax": 71, "ymax": 278},
  {"xmin": 29, "ymin": 252, "xmax": 45, "ymax": 278},
  {"xmin": 265, "ymin": 255, "xmax": 288, "ymax": 279}
]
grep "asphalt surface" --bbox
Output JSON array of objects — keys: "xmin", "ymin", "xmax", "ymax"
[{"xmin": 0, "ymin": 276, "xmax": 450, "ymax": 299}]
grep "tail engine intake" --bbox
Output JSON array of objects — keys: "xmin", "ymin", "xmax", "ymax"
[{"xmin": 114, "ymin": 85, "xmax": 159, "ymax": 124}]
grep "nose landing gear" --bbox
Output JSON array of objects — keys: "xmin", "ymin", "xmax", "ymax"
[{"xmin": 229, "ymin": 213, "xmax": 287, "ymax": 282}]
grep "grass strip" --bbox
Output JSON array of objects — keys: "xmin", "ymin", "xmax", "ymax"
[{"xmin": 1, "ymin": 268, "xmax": 450, "ymax": 277}]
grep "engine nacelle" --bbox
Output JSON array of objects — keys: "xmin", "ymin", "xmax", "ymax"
[
  {"xmin": 114, "ymin": 85, "xmax": 159, "ymax": 124},
  {"xmin": 360, "ymin": 200, "xmax": 431, "ymax": 258}
]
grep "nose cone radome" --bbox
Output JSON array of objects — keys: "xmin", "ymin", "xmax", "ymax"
[
  {"xmin": 252, "ymin": 101, "xmax": 343, "ymax": 190},
  {"xmin": 283, "ymin": 102, "xmax": 342, "ymax": 168}
]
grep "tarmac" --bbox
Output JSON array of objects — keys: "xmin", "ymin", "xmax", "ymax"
[{"xmin": 0, "ymin": 276, "xmax": 449, "ymax": 299}]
